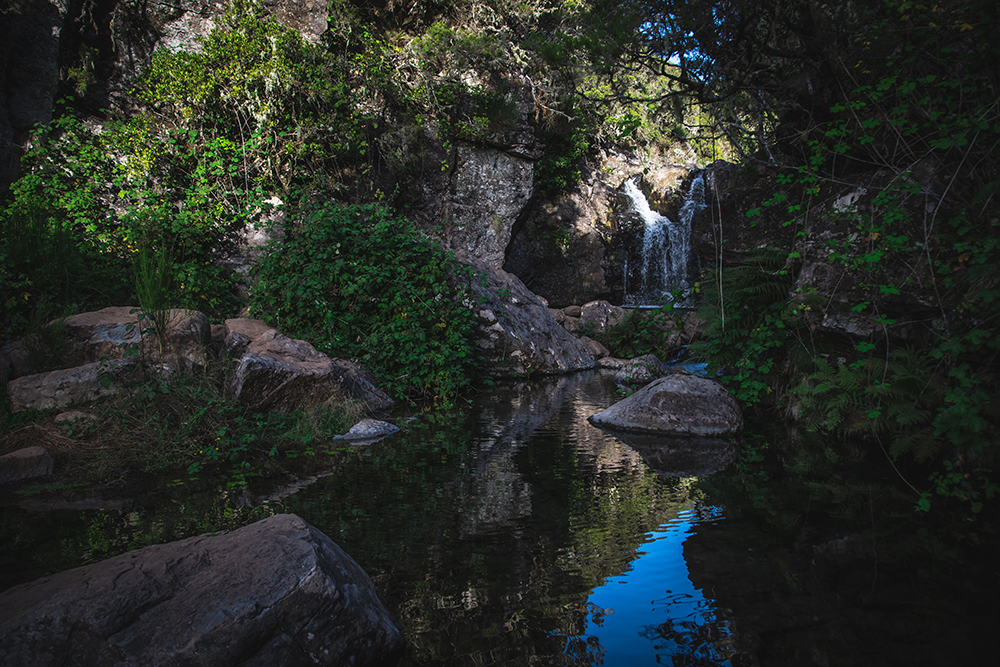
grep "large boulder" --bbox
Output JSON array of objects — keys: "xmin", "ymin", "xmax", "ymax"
[
  {"xmin": 231, "ymin": 330, "xmax": 394, "ymax": 413},
  {"xmin": 589, "ymin": 375, "xmax": 743, "ymax": 437},
  {"xmin": 463, "ymin": 256, "xmax": 596, "ymax": 377},
  {"xmin": 0, "ymin": 514, "xmax": 405, "ymax": 667}
]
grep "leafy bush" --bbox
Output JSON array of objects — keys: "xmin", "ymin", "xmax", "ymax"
[{"xmin": 251, "ymin": 201, "xmax": 481, "ymax": 402}]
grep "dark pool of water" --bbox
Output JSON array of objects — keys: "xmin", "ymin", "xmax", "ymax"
[{"xmin": 2, "ymin": 371, "xmax": 996, "ymax": 665}]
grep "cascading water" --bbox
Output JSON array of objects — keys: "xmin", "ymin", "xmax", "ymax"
[{"xmin": 621, "ymin": 173, "xmax": 706, "ymax": 306}]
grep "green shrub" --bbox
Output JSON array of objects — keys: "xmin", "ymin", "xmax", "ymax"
[{"xmin": 251, "ymin": 200, "xmax": 481, "ymax": 402}]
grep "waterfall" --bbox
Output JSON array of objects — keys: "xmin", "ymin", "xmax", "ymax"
[{"xmin": 621, "ymin": 172, "xmax": 706, "ymax": 306}]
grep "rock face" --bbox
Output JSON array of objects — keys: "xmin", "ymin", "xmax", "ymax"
[
  {"xmin": 0, "ymin": 514, "xmax": 405, "ymax": 667},
  {"xmin": 231, "ymin": 330, "xmax": 394, "ymax": 413},
  {"xmin": 444, "ymin": 146, "xmax": 534, "ymax": 271},
  {"xmin": 589, "ymin": 375, "xmax": 743, "ymax": 437},
  {"xmin": 463, "ymin": 256, "xmax": 596, "ymax": 377}
]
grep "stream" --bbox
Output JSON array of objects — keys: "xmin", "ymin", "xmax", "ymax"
[{"xmin": 1, "ymin": 371, "xmax": 995, "ymax": 665}]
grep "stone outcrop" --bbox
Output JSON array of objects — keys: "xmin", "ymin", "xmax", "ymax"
[
  {"xmin": 0, "ymin": 514, "xmax": 405, "ymax": 667},
  {"xmin": 589, "ymin": 375, "xmax": 743, "ymax": 437},
  {"xmin": 463, "ymin": 256, "xmax": 596, "ymax": 377},
  {"xmin": 691, "ymin": 161, "xmax": 942, "ymax": 345},
  {"xmin": 444, "ymin": 146, "xmax": 534, "ymax": 271},
  {"xmin": 231, "ymin": 330, "xmax": 394, "ymax": 413}
]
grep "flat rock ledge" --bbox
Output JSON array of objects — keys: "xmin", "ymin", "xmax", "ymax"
[
  {"xmin": 0, "ymin": 514, "xmax": 405, "ymax": 667},
  {"xmin": 589, "ymin": 375, "xmax": 743, "ymax": 437}
]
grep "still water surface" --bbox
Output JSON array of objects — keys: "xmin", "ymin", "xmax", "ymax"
[
  {"xmin": 278, "ymin": 371, "xmax": 743, "ymax": 665},
  {"xmin": 9, "ymin": 371, "xmax": 990, "ymax": 664}
]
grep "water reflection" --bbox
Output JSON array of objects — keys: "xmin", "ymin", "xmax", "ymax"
[
  {"xmin": 1, "ymin": 371, "xmax": 748, "ymax": 665},
  {"xmin": 281, "ymin": 371, "xmax": 746, "ymax": 665}
]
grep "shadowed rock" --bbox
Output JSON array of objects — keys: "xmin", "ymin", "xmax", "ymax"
[
  {"xmin": 0, "ymin": 446, "xmax": 55, "ymax": 485},
  {"xmin": 0, "ymin": 514, "xmax": 405, "ymax": 667},
  {"xmin": 231, "ymin": 330, "xmax": 394, "ymax": 413}
]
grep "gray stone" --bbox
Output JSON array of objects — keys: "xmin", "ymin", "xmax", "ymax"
[
  {"xmin": 580, "ymin": 300, "xmax": 627, "ymax": 330},
  {"xmin": 6, "ymin": 359, "xmax": 135, "ymax": 412},
  {"xmin": 231, "ymin": 330, "xmax": 394, "ymax": 413},
  {"xmin": 0, "ymin": 514, "xmax": 405, "ymax": 667},
  {"xmin": 53, "ymin": 410, "xmax": 97, "ymax": 426},
  {"xmin": 578, "ymin": 336, "xmax": 611, "ymax": 360},
  {"xmin": 610, "ymin": 353, "xmax": 670, "ymax": 386},
  {"xmin": 589, "ymin": 375, "xmax": 743, "ymax": 437},
  {"xmin": 0, "ymin": 341, "xmax": 30, "ymax": 381},
  {"xmin": 333, "ymin": 419, "xmax": 400, "ymax": 443},
  {"xmin": 0, "ymin": 446, "xmax": 55, "ymax": 485},
  {"xmin": 445, "ymin": 146, "xmax": 534, "ymax": 271},
  {"xmin": 224, "ymin": 317, "xmax": 277, "ymax": 356},
  {"xmin": 462, "ymin": 256, "xmax": 595, "ymax": 377}
]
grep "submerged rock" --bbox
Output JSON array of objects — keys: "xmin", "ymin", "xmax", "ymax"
[
  {"xmin": 589, "ymin": 375, "xmax": 743, "ymax": 437},
  {"xmin": 0, "ymin": 514, "xmax": 405, "ymax": 667}
]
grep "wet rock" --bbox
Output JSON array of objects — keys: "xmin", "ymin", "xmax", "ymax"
[
  {"xmin": 231, "ymin": 330, "xmax": 393, "ymax": 413},
  {"xmin": 0, "ymin": 446, "xmax": 55, "ymax": 485},
  {"xmin": 589, "ymin": 375, "xmax": 743, "ymax": 437},
  {"xmin": 333, "ymin": 419, "xmax": 400, "ymax": 443},
  {"xmin": 0, "ymin": 514, "xmax": 405, "ymax": 667}
]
